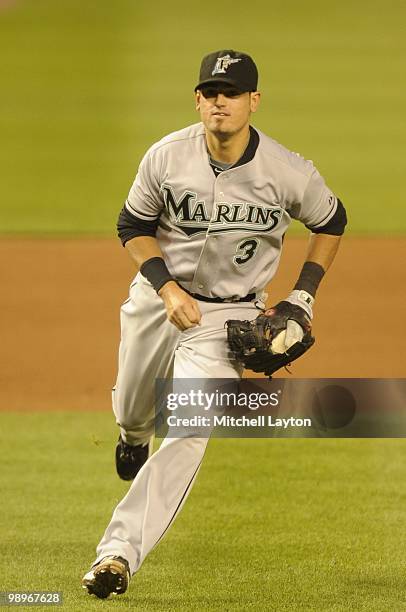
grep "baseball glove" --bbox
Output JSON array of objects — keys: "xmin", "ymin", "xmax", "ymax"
[{"xmin": 226, "ymin": 301, "xmax": 315, "ymax": 377}]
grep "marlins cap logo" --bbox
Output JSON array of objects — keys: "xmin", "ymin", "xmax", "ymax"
[{"xmin": 212, "ymin": 54, "xmax": 242, "ymax": 75}]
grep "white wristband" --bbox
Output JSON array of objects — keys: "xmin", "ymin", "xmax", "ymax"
[{"xmin": 285, "ymin": 289, "xmax": 314, "ymax": 320}]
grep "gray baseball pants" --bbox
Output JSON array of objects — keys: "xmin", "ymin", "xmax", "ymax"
[{"xmin": 93, "ymin": 273, "xmax": 260, "ymax": 574}]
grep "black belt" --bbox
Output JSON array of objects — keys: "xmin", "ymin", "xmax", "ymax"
[{"xmin": 182, "ymin": 286, "xmax": 256, "ymax": 304}]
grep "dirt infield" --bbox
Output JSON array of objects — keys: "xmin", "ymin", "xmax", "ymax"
[{"xmin": 1, "ymin": 236, "xmax": 405, "ymax": 411}]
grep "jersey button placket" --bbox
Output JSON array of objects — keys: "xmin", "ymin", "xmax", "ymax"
[
  {"xmin": 211, "ymin": 176, "xmax": 227, "ymax": 241},
  {"xmin": 192, "ymin": 179, "xmax": 224, "ymax": 294}
]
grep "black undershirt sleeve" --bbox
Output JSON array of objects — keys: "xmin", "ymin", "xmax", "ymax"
[
  {"xmin": 117, "ymin": 205, "xmax": 159, "ymax": 246},
  {"xmin": 306, "ymin": 198, "xmax": 347, "ymax": 236}
]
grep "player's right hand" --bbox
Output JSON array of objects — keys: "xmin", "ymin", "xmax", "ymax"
[{"xmin": 158, "ymin": 281, "xmax": 202, "ymax": 331}]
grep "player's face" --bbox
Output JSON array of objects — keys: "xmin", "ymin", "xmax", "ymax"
[{"xmin": 195, "ymin": 85, "xmax": 260, "ymax": 138}]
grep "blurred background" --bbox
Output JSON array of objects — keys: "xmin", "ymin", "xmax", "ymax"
[
  {"xmin": 1, "ymin": 3, "xmax": 406, "ymax": 609},
  {"xmin": 1, "ymin": 0, "xmax": 405, "ymax": 234},
  {"xmin": 1, "ymin": 0, "xmax": 406, "ymax": 413}
]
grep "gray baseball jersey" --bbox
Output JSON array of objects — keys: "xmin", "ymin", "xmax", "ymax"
[
  {"xmin": 124, "ymin": 122, "xmax": 338, "ymax": 298},
  {"xmin": 89, "ymin": 123, "xmax": 341, "ymax": 581}
]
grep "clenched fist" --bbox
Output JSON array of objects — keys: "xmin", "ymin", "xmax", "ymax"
[{"xmin": 158, "ymin": 281, "xmax": 202, "ymax": 331}]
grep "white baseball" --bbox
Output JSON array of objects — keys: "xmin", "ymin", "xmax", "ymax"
[
  {"xmin": 271, "ymin": 320, "xmax": 304, "ymax": 354},
  {"xmin": 271, "ymin": 330, "xmax": 288, "ymax": 354}
]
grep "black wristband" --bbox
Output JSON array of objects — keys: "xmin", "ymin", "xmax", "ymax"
[
  {"xmin": 140, "ymin": 257, "xmax": 174, "ymax": 293},
  {"xmin": 293, "ymin": 261, "xmax": 325, "ymax": 297}
]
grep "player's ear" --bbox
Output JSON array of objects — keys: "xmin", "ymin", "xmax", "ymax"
[
  {"xmin": 195, "ymin": 91, "xmax": 201, "ymax": 111},
  {"xmin": 250, "ymin": 91, "xmax": 261, "ymax": 113}
]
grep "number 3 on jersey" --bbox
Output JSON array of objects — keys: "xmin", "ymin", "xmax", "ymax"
[{"xmin": 233, "ymin": 238, "xmax": 260, "ymax": 266}]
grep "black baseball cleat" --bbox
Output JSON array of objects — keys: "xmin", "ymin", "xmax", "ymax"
[
  {"xmin": 115, "ymin": 435, "xmax": 152, "ymax": 481},
  {"xmin": 82, "ymin": 556, "xmax": 130, "ymax": 599}
]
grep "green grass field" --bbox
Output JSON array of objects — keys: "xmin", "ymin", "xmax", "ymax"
[
  {"xmin": 1, "ymin": 0, "xmax": 405, "ymax": 235},
  {"xmin": 2, "ymin": 412, "xmax": 406, "ymax": 611},
  {"xmin": 1, "ymin": 2, "xmax": 406, "ymax": 610}
]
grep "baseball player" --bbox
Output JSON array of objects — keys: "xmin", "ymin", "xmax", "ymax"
[{"xmin": 82, "ymin": 49, "xmax": 347, "ymax": 599}]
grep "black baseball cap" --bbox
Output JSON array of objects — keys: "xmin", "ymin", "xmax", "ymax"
[{"xmin": 195, "ymin": 49, "xmax": 258, "ymax": 93}]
